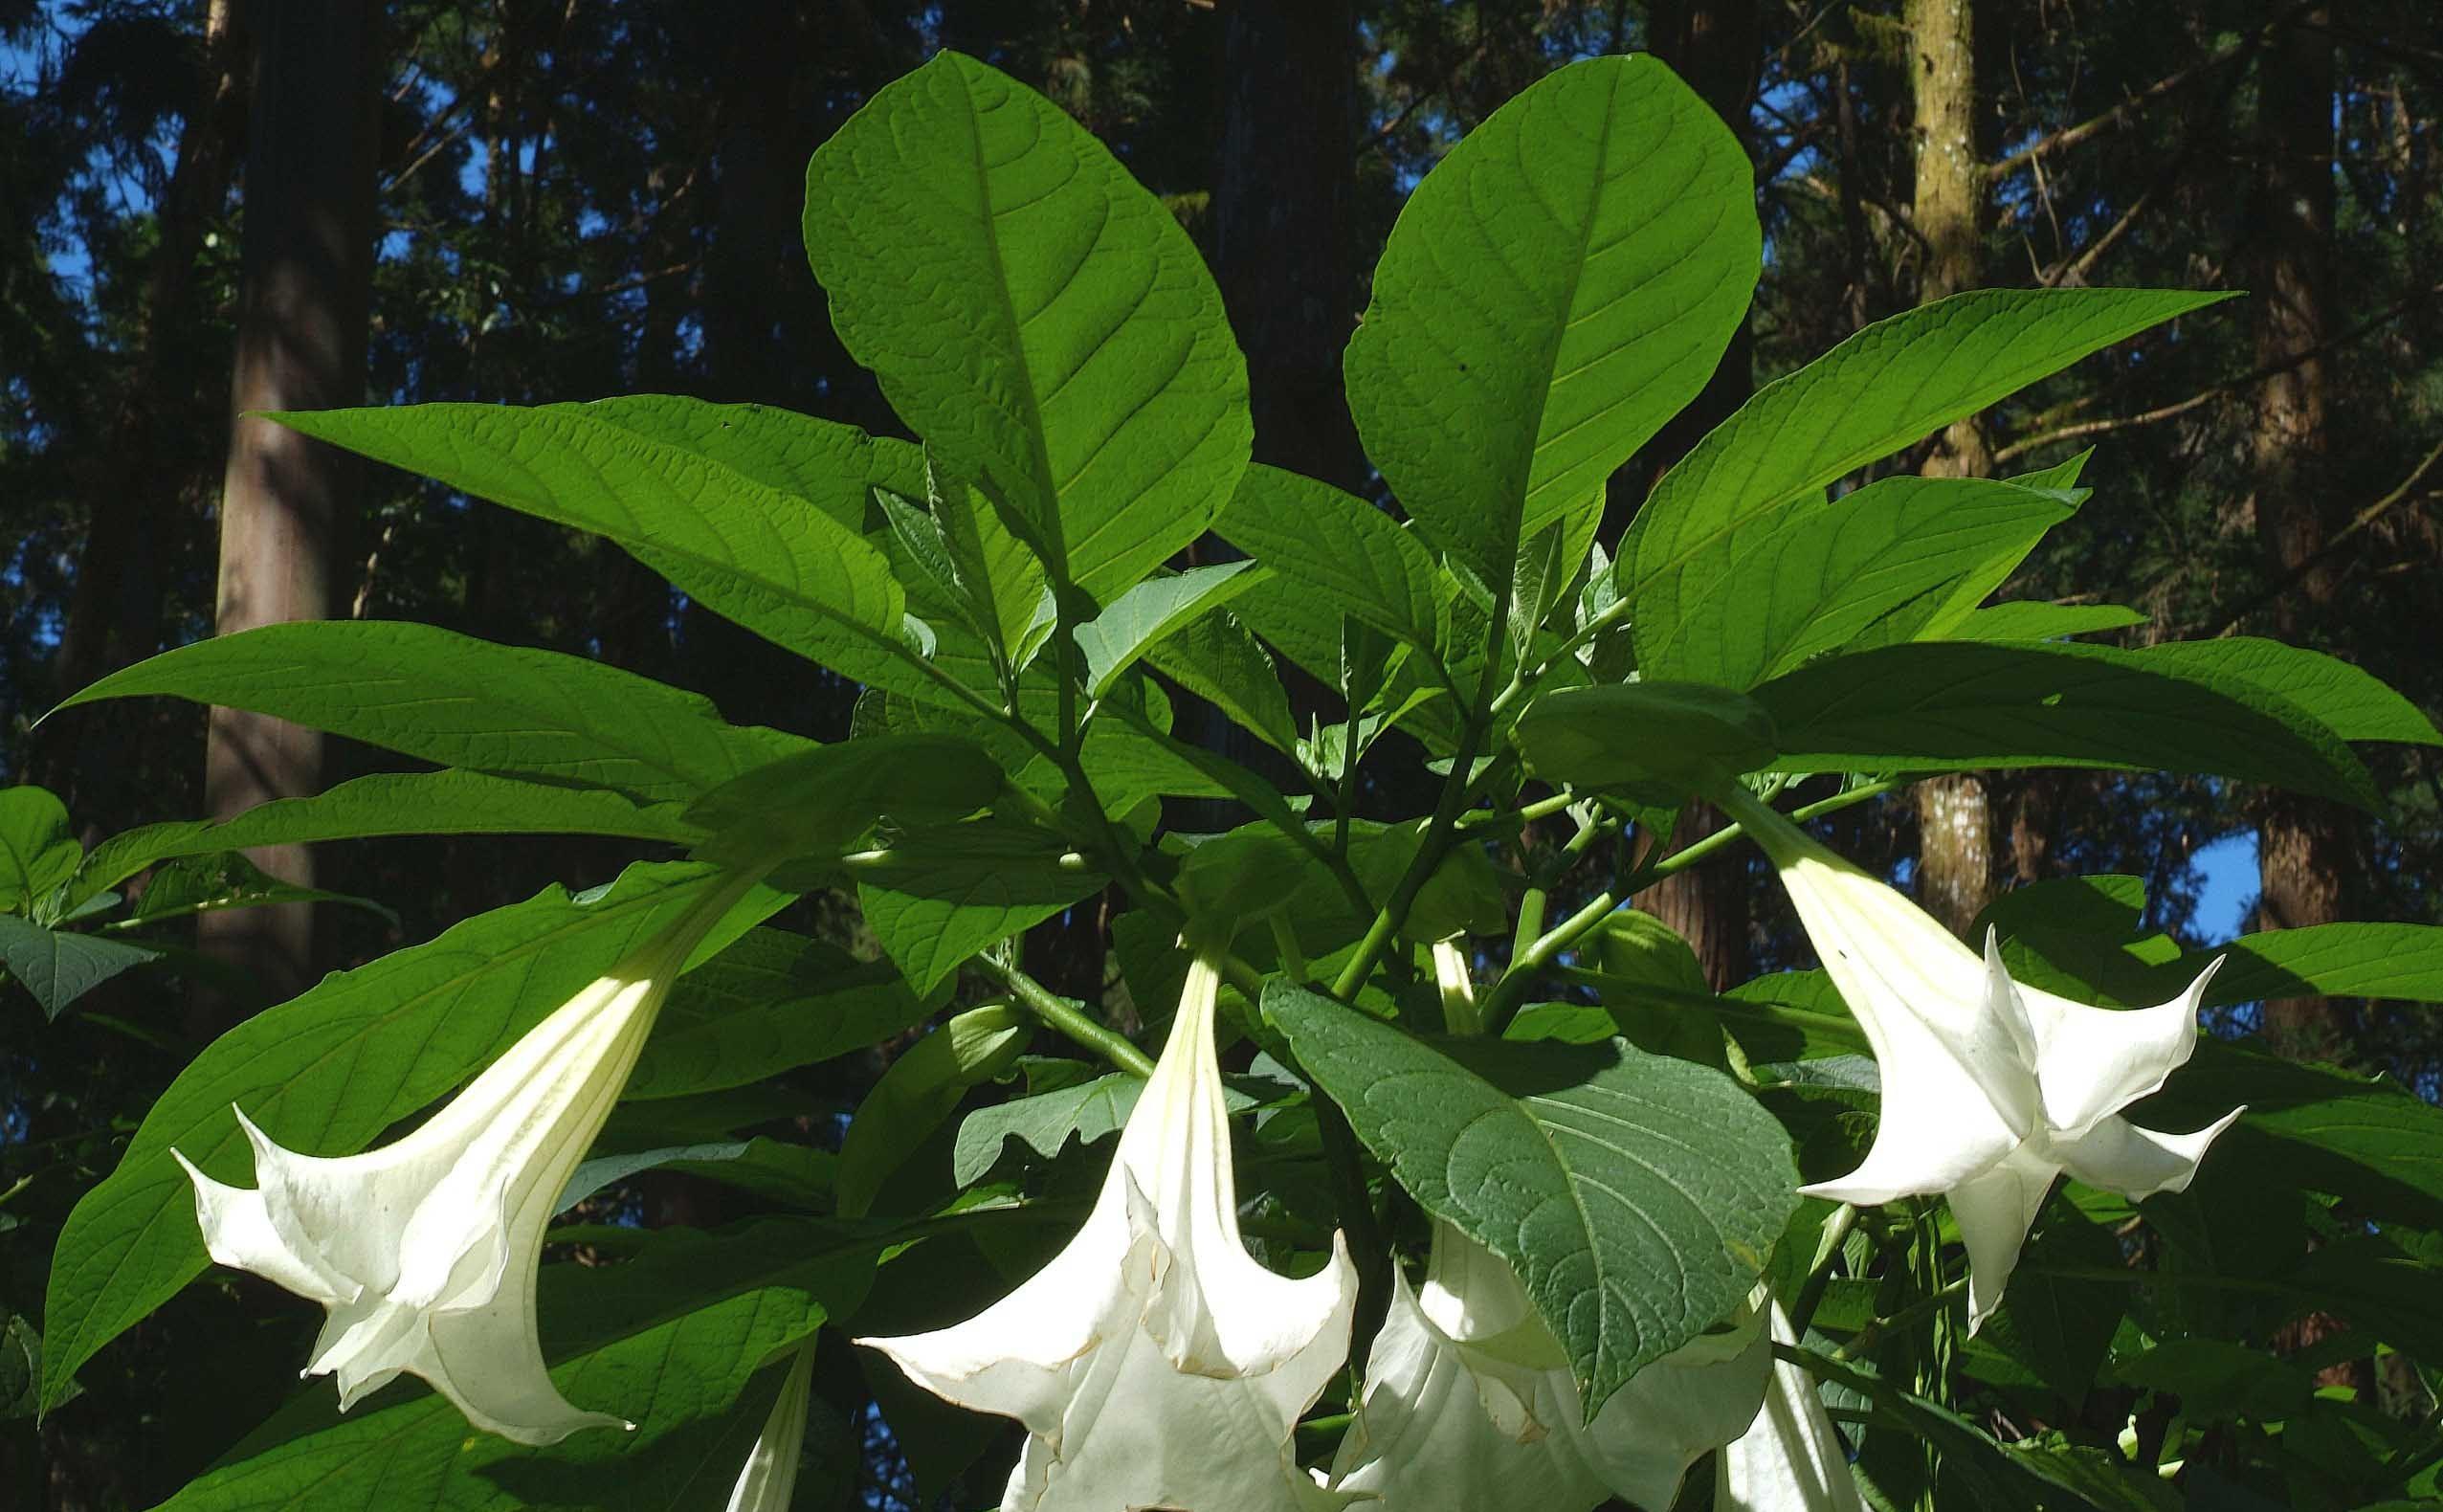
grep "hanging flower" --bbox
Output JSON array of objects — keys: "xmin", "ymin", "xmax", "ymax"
[
  {"xmin": 1715, "ymin": 1301, "xmax": 1863, "ymax": 1512},
  {"xmin": 724, "ymin": 1344, "xmax": 817, "ymax": 1512},
  {"xmin": 858, "ymin": 953, "xmax": 1358, "ymax": 1512},
  {"xmin": 174, "ymin": 870, "xmax": 764, "ymax": 1445},
  {"xmin": 1329, "ymin": 1219, "xmax": 1769, "ymax": 1512},
  {"xmin": 1719, "ymin": 786, "xmax": 2244, "ymax": 1329}
]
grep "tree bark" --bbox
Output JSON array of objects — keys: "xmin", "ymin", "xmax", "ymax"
[
  {"xmin": 1628, "ymin": 0, "xmax": 1762, "ymax": 989},
  {"xmin": 1905, "ymin": 0, "xmax": 1997, "ymax": 938},
  {"xmin": 2247, "ymin": 9, "xmax": 2352, "ymax": 1059},
  {"xmin": 39, "ymin": 0, "xmax": 246, "ymax": 813},
  {"xmin": 1212, "ymin": 0, "xmax": 1365, "ymax": 494},
  {"xmin": 196, "ymin": 0, "xmax": 381, "ymax": 1012}
]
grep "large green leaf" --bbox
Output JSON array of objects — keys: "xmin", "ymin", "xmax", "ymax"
[
  {"xmin": 835, "ymin": 1005, "xmax": 1029, "ymax": 1218},
  {"xmin": 1514, "ymin": 681, "xmax": 1780, "ymax": 794},
  {"xmin": 1267, "ymin": 983, "xmax": 1798, "ymax": 1414},
  {"xmin": 0, "ymin": 915, "xmax": 160, "ymax": 1020},
  {"xmin": 1638, "ymin": 476, "xmax": 2080, "ymax": 687},
  {"xmin": 1139, "ymin": 608, "xmax": 1298, "ymax": 755},
  {"xmin": 73, "ymin": 770, "xmax": 699, "ymax": 907},
  {"xmin": 856, "ymin": 825, "xmax": 1106, "ymax": 996},
  {"xmin": 680, "ymin": 734, "xmax": 1006, "ymax": 864},
  {"xmin": 56, "ymin": 622, "xmax": 807, "ymax": 806},
  {"xmin": 0, "ymin": 786, "xmax": 78, "ymax": 915},
  {"xmin": 38, "ymin": 863, "xmax": 763, "ymax": 1411},
  {"xmin": 953, "ymin": 1070, "xmax": 1142, "ymax": 1185},
  {"xmin": 2131, "ymin": 637, "xmax": 2443, "ymax": 745},
  {"xmin": 802, "ymin": 51, "xmax": 1250, "ymax": 603},
  {"xmin": 1216, "ymin": 465, "xmax": 1447, "ymax": 656},
  {"xmin": 1621, "ymin": 287, "xmax": 2233, "ymax": 643},
  {"xmin": 154, "ymin": 1220, "xmax": 877, "ymax": 1512},
  {"xmin": 1750, "ymin": 639, "xmax": 2380, "ymax": 808},
  {"xmin": 273, "ymin": 399, "xmax": 955, "ymax": 700},
  {"xmin": 626, "ymin": 928, "xmax": 935, "ymax": 1101},
  {"xmin": 1344, "ymin": 55, "xmax": 1757, "ymax": 591},
  {"xmin": 1951, "ymin": 601, "xmax": 2147, "ymax": 641},
  {"xmin": 1074, "ymin": 561, "xmax": 1261, "ymax": 696}
]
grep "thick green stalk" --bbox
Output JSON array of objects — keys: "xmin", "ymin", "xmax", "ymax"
[{"xmin": 975, "ymin": 954, "xmax": 1156, "ymax": 1078}]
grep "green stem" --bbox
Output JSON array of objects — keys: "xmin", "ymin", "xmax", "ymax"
[
  {"xmin": 1480, "ymin": 885, "xmax": 1622, "ymax": 1036},
  {"xmin": 1646, "ymin": 777, "xmax": 1907, "ymax": 882},
  {"xmin": 1832, "ymin": 1276, "xmax": 1968, "ymax": 1362},
  {"xmin": 1456, "ymin": 789, "xmax": 1578, "ymax": 834},
  {"xmin": 1788, "ymin": 1203, "xmax": 1858, "ymax": 1340},
  {"xmin": 1269, "ymin": 913, "xmax": 1309, "ymax": 987},
  {"xmin": 975, "ymin": 955, "xmax": 1156, "ymax": 1078}
]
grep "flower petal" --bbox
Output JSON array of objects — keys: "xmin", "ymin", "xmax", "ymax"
[
  {"xmin": 1715, "ymin": 1302, "xmax": 1862, "ymax": 1512},
  {"xmin": 2054, "ymin": 1106, "xmax": 2245, "ymax": 1201},
  {"xmin": 174, "ymin": 1146, "xmax": 358, "ymax": 1306},
  {"xmin": 2012, "ymin": 944, "xmax": 2220, "ymax": 1138},
  {"xmin": 725, "ymin": 1345, "xmax": 816, "ymax": 1512},
  {"xmin": 1946, "ymin": 1149, "xmax": 2061, "ymax": 1333}
]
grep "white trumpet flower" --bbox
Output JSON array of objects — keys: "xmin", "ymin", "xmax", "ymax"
[
  {"xmin": 174, "ymin": 871, "xmax": 763, "ymax": 1445},
  {"xmin": 1715, "ymin": 1302, "xmax": 1863, "ymax": 1512},
  {"xmin": 858, "ymin": 954, "xmax": 1358, "ymax": 1512},
  {"xmin": 1329, "ymin": 1220, "xmax": 1769, "ymax": 1512},
  {"xmin": 1720, "ymin": 787, "xmax": 2243, "ymax": 1330},
  {"xmin": 724, "ymin": 1344, "xmax": 817, "ymax": 1512}
]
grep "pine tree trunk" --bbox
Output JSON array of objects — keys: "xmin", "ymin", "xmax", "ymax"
[
  {"xmin": 196, "ymin": 0, "xmax": 380, "ymax": 1013},
  {"xmin": 1905, "ymin": 0, "xmax": 1996, "ymax": 938},
  {"xmin": 2248, "ymin": 10, "xmax": 2351, "ymax": 1058},
  {"xmin": 1628, "ymin": 0, "xmax": 1761, "ymax": 990}
]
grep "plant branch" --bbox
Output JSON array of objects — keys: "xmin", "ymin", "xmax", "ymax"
[{"xmin": 975, "ymin": 954, "xmax": 1156, "ymax": 1078}]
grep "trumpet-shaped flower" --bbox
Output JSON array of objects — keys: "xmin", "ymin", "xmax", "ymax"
[
  {"xmin": 174, "ymin": 873, "xmax": 762, "ymax": 1445},
  {"xmin": 1715, "ymin": 1302, "xmax": 1863, "ymax": 1512},
  {"xmin": 1329, "ymin": 1220, "xmax": 1770, "ymax": 1512},
  {"xmin": 1720, "ymin": 787, "xmax": 2243, "ymax": 1329},
  {"xmin": 724, "ymin": 1344, "xmax": 817, "ymax": 1512},
  {"xmin": 858, "ymin": 954, "xmax": 1358, "ymax": 1512}
]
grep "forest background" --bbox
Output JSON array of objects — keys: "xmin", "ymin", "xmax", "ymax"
[{"xmin": 2, "ymin": 0, "xmax": 2438, "ymax": 1507}]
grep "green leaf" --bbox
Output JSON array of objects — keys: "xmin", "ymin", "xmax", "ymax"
[
  {"xmin": 1621, "ymin": 288, "xmax": 2234, "ymax": 641},
  {"xmin": 0, "ymin": 915, "xmax": 160, "ymax": 1019},
  {"xmin": 38, "ymin": 862, "xmax": 748, "ymax": 1412},
  {"xmin": 626, "ymin": 928, "xmax": 934, "ymax": 1101},
  {"xmin": 1750, "ymin": 640, "xmax": 2381, "ymax": 809},
  {"xmin": 0, "ymin": 787, "xmax": 78, "ymax": 916},
  {"xmin": 953, "ymin": 1071, "xmax": 1141, "ymax": 1185},
  {"xmin": 835, "ymin": 1005, "xmax": 1028, "ymax": 1218},
  {"xmin": 803, "ymin": 51, "xmax": 1251, "ymax": 602},
  {"xmin": 1950, "ymin": 601, "xmax": 2147, "ymax": 641},
  {"xmin": 1639, "ymin": 477, "xmax": 2080, "ymax": 687},
  {"xmin": 124, "ymin": 852, "xmax": 401, "ymax": 929},
  {"xmin": 856, "ymin": 825, "xmax": 1106, "ymax": 996},
  {"xmin": 2131, "ymin": 637, "xmax": 2443, "ymax": 745},
  {"xmin": 680, "ymin": 734, "xmax": 1007, "ymax": 864},
  {"xmin": 1074, "ymin": 561, "xmax": 1260, "ymax": 695},
  {"xmin": 1514, "ymin": 681, "xmax": 1780, "ymax": 795},
  {"xmin": 72, "ymin": 770, "xmax": 700, "ymax": 907},
  {"xmin": 56, "ymin": 622, "xmax": 809, "ymax": 806},
  {"xmin": 1141, "ymin": 608, "xmax": 1298, "ymax": 755},
  {"xmin": 270, "ymin": 399, "xmax": 937, "ymax": 695},
  {"xmin": 1344, "ymin": 54, "xmax": 1758, "ymax": 590},
  {"xmin": 1217, "ymin": 465, "xmax": 1447, "ymax": 656},
  {"xmin": 153, "ymin": 1219, "xmax": 877, "ymax": 1512},
  {"xmin": 1267, "ymin": 983, "xmax": 1798, "ymax": 1414},
  {"xmin": 927, "ymin": 460, "xmax": 1054, "ymax": 667}
]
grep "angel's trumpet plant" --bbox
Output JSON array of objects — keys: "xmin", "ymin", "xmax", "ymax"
[
  {"xmin": 723, "ymin": 1344, "xmax": 817, "ymax": 1512},
  {"xmin": 1716, "ymin": 784, "xmax": 2243, "ymax": 1329},
  {"xmin": 1329, "ymin": 1220, "xmax": 1770, "ymax": 1511},
  {"xmin": 857, "ymin": 950, "xmax": 1358, "ymax": 1512},
  {"xmin": 175, "ymin": 868, "xmax": 766, "ymax": 1445},
  {"xmin": 1715, "ymin": 1301, "xmax": 1864, "ymax": 1512}
]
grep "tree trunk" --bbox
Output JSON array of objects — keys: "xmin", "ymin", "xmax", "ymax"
[
  {"xmin": 38, "ymin": 0, "xmax": 245, "ymax": 813},
  {"xmin": 1905, "ymin": 0, "xmax": 1996, "ymax": 938},
  {"xmin": 196, "ymin": 0, "xmax": 381, "ymax": 1013},
  {"xmin": 2247, "ymin": 9, "xmax": 2352, "ymax": 1059},
  {"xmin": 1627, "ymin": 0, "xmax": 1761, "ymax": 991},
  {"xmin": 1212, "ymin": 0, "xmax": 1365, "ymax": 494}
]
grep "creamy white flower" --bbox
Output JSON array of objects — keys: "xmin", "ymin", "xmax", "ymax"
[
  {"xmin": 724, "ymin": 1343, "xmax": 817, "ymax": 1512},
  {"xmin": 1715, "ymin": 1301, "xmax": 1863, "ymax": 1512},
  {"xmin": 173, "ymin": 872, "xmax": 761, "ymax": 1445},
  {"xmin": 1721, "ymin": 787, "xmax": 2244, "ymax": 1330},
  {"xmin": 858, "ymin": 954, "xmax": 1358, "ymax": 1512},
  {"xmin": 1330, "ymin": 1220, "xmax": 1769, "ymax": 1512}
]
